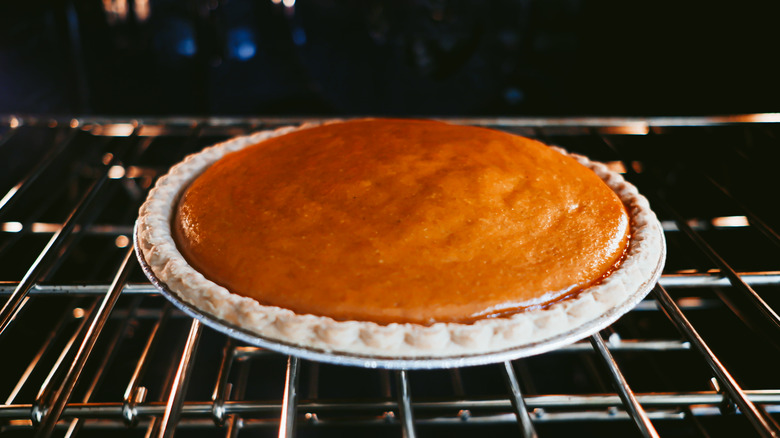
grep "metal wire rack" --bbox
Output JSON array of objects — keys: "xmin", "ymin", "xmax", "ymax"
[{"xmin": 1, "ymin": 114, "xmax": 780, "ymax": 438}]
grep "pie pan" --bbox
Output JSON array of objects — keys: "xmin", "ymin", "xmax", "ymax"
[
  {"xmin": 135, "ymin": 228, "xmax": 664, "ymax": 369},
  {"xmin": 134, "ymin": 121, "xmax": 666, "ymax": 370}
]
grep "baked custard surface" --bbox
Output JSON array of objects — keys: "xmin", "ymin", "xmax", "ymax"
[{"xmin": 173, "ymin": 119, "xmax": 630, "ymax": 325}]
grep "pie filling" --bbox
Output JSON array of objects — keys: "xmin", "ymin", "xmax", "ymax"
[{"xmin": 173, "ymin": 119, "xmax": 631, "ymax": 326}]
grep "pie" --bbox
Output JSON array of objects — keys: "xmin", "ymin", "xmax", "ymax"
[{"xmin": 136, "ymin": 119, "xmax": 664, "ymax": 359}]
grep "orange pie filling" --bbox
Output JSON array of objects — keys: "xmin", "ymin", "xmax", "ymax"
[{"xmin": 173, "ymin": 119, "xmax": 630, "ymax": 326}]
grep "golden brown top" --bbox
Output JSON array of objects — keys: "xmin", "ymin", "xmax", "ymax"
[{"xmin": 173, "ymin": 119, "xmax": 630, "ymax": 325}]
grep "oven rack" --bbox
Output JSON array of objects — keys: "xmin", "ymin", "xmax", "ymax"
[{"xmin": 0, "ymin": 114, "xmax": 779, "ymax": 437}]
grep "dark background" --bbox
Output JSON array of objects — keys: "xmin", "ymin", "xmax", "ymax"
[{"xmin": 1, "ymin": 0, "xmax": 778, "ymax": 117}]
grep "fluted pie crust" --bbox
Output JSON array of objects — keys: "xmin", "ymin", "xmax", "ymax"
[{"xmin": 136, "ymin": 120, "xmax": 665, "ymax": 359}]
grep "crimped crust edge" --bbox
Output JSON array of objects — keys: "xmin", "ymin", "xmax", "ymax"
[{"xmin": 136, "ymin": 121, "xmax": 665, "ymax": 358}]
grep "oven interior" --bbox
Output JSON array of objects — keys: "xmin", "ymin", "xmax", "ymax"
[
  {"xmin": 0, "ymin": 115, "xmax": 779, "ymax": 437},
  {"xmin": 2, "ymin": 1, "xmax": 780, "ymax": 117},
  {"xmin": 3, "ymin": 0, "xmax": 780, "ymax": 436}
]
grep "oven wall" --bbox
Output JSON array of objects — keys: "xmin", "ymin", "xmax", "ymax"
[{"xmin": 1, "ymin": 0, "xmax": 779, "ymax": 117}]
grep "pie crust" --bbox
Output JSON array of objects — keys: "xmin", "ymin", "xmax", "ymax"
[{"xmin": 136, "ymin": 120, "xmax": 665, "ymax": 359}]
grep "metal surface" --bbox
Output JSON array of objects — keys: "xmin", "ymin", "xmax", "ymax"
[
  {"xmin": 278, "ymin": 356, "xmax": 301, "ymax": 438},
  {"xmin": 653, "ymin": 284, "xmax": 780, "ymax": 438},
  {"xmin": 590, "ymin": 333, "xmax": 659, "ymax": 438},
  {"xmin": 502, "ymin": 361, "xmax": 538, "ymax": 438},
  {"xmin": 33, "ymin": 248, "xmax": 135, "ymax": 438},
  {"xmin": 157, "ymin": 319, "xmax": 202, "ymax": 438},
  {"xmin": 395, "ymin": 370, "xmax": 417, "ymax": 438},
  {"xmin": 1, "ymin": 114, "xmax": 779, "ymax": 437},
  {"xmin": 0, "ymin": 149, "xmax": 120, "ymax": 336}
]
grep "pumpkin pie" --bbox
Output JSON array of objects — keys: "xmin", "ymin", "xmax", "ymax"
[{"xmin": 136, "ymin": 119, "xmax": 664, "ymax": 359}]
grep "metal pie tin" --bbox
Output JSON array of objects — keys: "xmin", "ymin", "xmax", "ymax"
[{"xmin": 135, "ymin": 223, "xmax": 665, "ymax": 370}]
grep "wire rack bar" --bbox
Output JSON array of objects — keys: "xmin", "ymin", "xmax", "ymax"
[
  {"xmin": 590, "ymin": 333, "xmax": 659, "ymax": 438},
  {"xmin": 662, "ymin": 199, "xmax": 780, "ymax": 335},
  {"xmin": 0, "ymin": 409, "xmax": 769, "ymax": 428},
  {"xmin": 63, "ymin": 296, "xmax": 141, "ymax": 438},
  {"xmin": 1, "ymin": 391, "xmax": 780, "ymax": 421},
  {"xmin": 157, "ymin": 319, "xmax": 203, "ymax": 438},
  {"xmin": 3, "ymin": 302, "xmax": 76, "ymax": 407},
  {"xmin": 0, "ymin": 218, "xmax": 772, "ymax": 236},
  {"xmin": 33, "ymin": 248, "xmax": 135, "ymax": 438},
  {"xmin": 4, "ymin": 270, "xmax": 777, "ymax": 297},
  {"xmin": 0, "ymin": 128, "xmax": 79, "ymax": 219},
  {"xmin": 395, "ymin": 370, "xmax": 417, "ymax": 438},
  {"xmin": 224, "ymin": 416, "xmax": 242, "ymax": 438},
  {"xmin": 17, "ymin": 407, "xmax": 780, "ymax": 432},
  {"xmin": 0, "ymin": 141, "xmax": 126, "ymax": 337},
  {"xmin": 123, "ymin": 304, "xmax": 171, "ymax": 426},
  {"xmin": 212, "ymin": 338, "xmax": 236, "ymax": 426},
  {"xmin": 31, "ymin": 300, "xmax": 98, "ymax": 425},
  {"xmin": 653, "ymin": 284, "xmax": 780, "ymax": 438},
  {"xmin": 223, "ymin": 354, "xmax": 250, "ymax": 438},
  {"xmin": 4, "ymin": 113, "xmax": 780, "ymax": 132},
  {"xmin": 502, "ymin": 361, "xmax": 538, "ymax": 438},
  {"xmin": 703, "ymin": 174, "xmax": 780, "ymax": 249},
  {"xmin": 143, "ymin": 336, "xmax": 184, "ymax": 438},
  {"xmin": 278, "ymin": 355, "xmax": 301, "ymax": 438},
  {"xmin": 659, "ymin": 272, "xmax": 780, "ymax": 288},
  {"xmin": 599, "ymin": 127, "xmax": 780, "ymax": 354}
]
